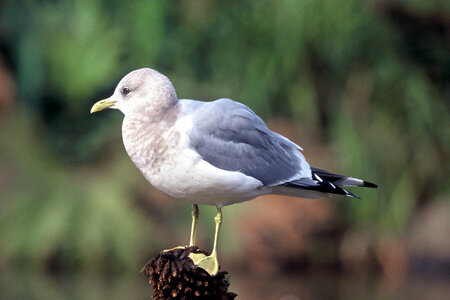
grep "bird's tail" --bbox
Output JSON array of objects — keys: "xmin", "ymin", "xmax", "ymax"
[
  {"xmin": 273, "ymin": 167, "xmax": 377, "ymax": 199},
  {"xmin": 310, "ymin": 167, "xmax": 378, "ymax": 188}
]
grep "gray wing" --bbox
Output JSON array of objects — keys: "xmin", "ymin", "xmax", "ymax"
[{"xmin": 187, "ymin": 98, "xmax": 311, "ymax": 186}]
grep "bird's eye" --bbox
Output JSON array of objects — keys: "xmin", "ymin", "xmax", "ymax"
[{"xmin": 121, "ymin": 87, "xmax": 131, "ymax": 95}]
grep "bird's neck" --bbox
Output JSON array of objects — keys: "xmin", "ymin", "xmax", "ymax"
[
  {"xmin": 121, "ymin": 102, "xmax": 182, "ymax": 171},
  {"xmin": 126, "ymin": 100, "xmax": 178, "ymax": 123}
]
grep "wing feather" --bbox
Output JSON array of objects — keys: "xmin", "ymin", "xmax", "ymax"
[{"xmin": 188, "ymin": 98, "xmax": 311, "ymax": 186}]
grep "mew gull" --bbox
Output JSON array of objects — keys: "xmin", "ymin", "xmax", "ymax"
[{"xmin": 90, "ymin": 68, "xmax": 377, "ymax": 275}]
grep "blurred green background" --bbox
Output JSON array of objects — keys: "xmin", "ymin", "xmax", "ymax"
[{"xmin": 0, "ymin": 0, "xmax": 449, "ymax": 299}]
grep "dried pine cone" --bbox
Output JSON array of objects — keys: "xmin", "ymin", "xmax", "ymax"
[{"xmin": 141, "ymin": 246, "xmax": 237, "ymax": 300}]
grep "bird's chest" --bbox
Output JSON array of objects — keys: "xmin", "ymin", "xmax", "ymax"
[
  {"xmin": 122, "ymin": 117, "xmax": 201, "ymax": 200},
  {"xmin": 122, "ymin": 119, "xmax": 180, "ymax": 177},
  {"xmin": 122, "ymin": 116, "xmax": 263, "ymax": 205}
]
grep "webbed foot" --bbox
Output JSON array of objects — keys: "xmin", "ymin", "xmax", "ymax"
[
  {"xmin": 195, "ymin": 254, "xmax": 219, "ymax": 276},
  {"xmin": 188, "ymin": 252, "xmax": 208, "ymax": 265},
  {"xmin": 163, "ymin": 246, "xmax": 187, "ymax": 253}
]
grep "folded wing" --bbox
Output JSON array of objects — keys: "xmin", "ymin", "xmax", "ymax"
[{"xmin": 188, "ymin": 98, "xmax": 311, "ymax": 186}]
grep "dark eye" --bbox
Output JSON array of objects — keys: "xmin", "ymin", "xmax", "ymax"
[{"xmin": 121, "ymin": 87, "xmax": 131, "ymax": 95}]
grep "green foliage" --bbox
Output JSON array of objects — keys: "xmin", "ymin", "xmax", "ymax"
[
  {"xmin": 0, "ymin": 0, "xmax": 448, "ymax": 271},
  {"xmin": 0, "ymin": 112, "xmax": 151, "ymax": 271}
]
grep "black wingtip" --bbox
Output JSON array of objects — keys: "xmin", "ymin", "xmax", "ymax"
[
  {"xmin": 363, "ymin": 181, "xmax": 378, "ymax": 188},
  {"xmin": 343, "ymin": 188, "xmax": 360, "ymax": 199}
]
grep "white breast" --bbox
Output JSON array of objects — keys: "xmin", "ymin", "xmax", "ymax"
[{"xmin": 122, "ymin": 111, "xmax": 266, "ymax": 208}]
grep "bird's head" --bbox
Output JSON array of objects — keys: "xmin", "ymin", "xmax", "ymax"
[{"xmin": 90, "ymin": 68, "xmax": 178, "ymax": 116}]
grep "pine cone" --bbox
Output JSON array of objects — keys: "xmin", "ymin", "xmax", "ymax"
[{"xmin": 141, "ymin": 247, "xmax": 237, "ymax": 299}]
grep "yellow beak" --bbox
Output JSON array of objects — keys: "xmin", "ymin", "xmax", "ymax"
[{"xmin": 90, "ymin": 98, "xmax": 117, "ymax": 113}]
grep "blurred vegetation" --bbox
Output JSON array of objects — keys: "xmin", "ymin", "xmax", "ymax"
[{"xmin": 0, "ymin": 0, "xmax": 448, "ymax": 284}]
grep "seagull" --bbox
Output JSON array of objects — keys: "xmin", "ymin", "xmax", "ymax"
[{"xmin": 90, "ymin": 68, "xmax": 377, "ymax": 275}]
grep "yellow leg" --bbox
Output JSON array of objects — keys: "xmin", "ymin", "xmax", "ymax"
[
  {"xmin": 188, "ymin": 205, "xmax": 207, "ymax": 264},
  {"xmin": 165, "ymin": 204, "xmax": 200, "ymax": 253},
  {"xmin": 194, "ymin": 207, "xmax": 222, "ymax": 276},
  {"xmin": 189, "ymin": 204, "xmax": 199, "ymax": 246},
  {"xmin": 211, "ymin": 208, "xmax": 222, "ymax": 257}
]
